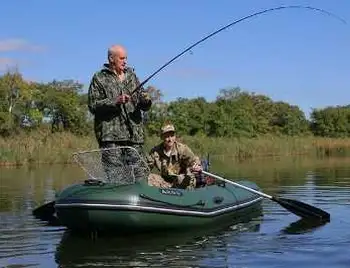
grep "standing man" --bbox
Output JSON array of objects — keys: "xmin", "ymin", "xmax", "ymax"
[{"xmin": 88, "ymin": 44, "xmax": 152, "ymax": 183}]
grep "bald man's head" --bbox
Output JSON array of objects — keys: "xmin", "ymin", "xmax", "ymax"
[{"xmin": 108, "ymin": 44, "xmax": 127, "ymax": 73}]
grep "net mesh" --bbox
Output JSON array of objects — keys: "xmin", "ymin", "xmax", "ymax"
[{"xmin": 72, "ymin": 146, "xmax": 150, "ymax": 185}]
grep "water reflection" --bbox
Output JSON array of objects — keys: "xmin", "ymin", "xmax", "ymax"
[
  {"xmin": 55, "ymin": 219, "xmax": 262, "ymax": 268},
  {"xmin": 0, "ymin": 164, "xmax": 85, "ymax": 213},
  {"xmin": 281, "ymin": 218, "xmax": 329, "ymax": 235},
  {"xmin": 212, "ymin": 156, "xmax": 350, "ymax": 187},
  {"xmin": 1, "ymin": 157, "xmax": 350, "ymax": 214},
  {"xmin": 1, "ymin": 156, "xmax": 350, "ymax": 267},
  {"xmin": 53, "ymin": 217, "xmax": 335, "ymax": 268}
]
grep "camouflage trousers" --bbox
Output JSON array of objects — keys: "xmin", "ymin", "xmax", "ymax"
[
  {"xmin": 99, "ymin": 141, "xmax": 148, "ymax": 184},
  {"xmin": 172, "ymin": 173, "xmax": 196, "ymax": 190},
  {"xmin": 148, "ymin": 173, "xmax": 196, "ymax": 190},
  {"xmin": 148, "ymin": 173, "xmax": 172, "ymax": 188}
]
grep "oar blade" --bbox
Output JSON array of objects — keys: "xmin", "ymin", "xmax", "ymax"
[{"xmin": 273, "ymin": 197, "xmax": 330, "ymax": 221}]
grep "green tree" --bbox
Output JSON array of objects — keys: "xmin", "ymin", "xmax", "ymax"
[
  {"xmin": 310, "ymin": 106, "xmax": 350, "ymax": 137},
  {"xmin": 270, "ymin": 101, "xmax": 309, "ymax": 136}
]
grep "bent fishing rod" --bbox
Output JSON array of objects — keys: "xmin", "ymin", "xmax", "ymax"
[{"xmin": 132, "ymin": 5, "xmax": 346, "ymax": 94}]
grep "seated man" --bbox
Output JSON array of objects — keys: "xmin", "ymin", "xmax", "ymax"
[{"xmin": 147, "ymin": 123, "xmax": 202, "ymax": 189}]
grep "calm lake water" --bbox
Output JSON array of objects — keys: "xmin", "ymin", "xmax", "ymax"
[{"xmin": 0, "ymin": 156, "xmax": 349, "ymax": 268}]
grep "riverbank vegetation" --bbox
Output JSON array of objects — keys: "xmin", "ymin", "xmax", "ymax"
[{"xmin": 0, "ymin": 70, "xmax": 349, "ymax": 166}]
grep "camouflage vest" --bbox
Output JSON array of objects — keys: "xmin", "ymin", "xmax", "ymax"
[{"xmin": 88, "ymin": 64, "xmax": 152, "ymax": 143}]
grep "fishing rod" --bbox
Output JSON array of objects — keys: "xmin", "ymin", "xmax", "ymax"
[{"xmin": 132, "ymin": 5, "xmax": 346, "ymax": 94}]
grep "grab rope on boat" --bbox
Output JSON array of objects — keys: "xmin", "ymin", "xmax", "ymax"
[{"xmin": 139, "ymin": 193, "xmax": 206, "ymax": 208}]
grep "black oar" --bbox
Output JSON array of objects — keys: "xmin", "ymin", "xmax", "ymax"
[
  {"xmin": 32, "ymin": 201, "xmax": 56, "ymax": 221},
  {"xmin": 202, "ymin": 170, "xmax": 330, "ymax": 221}
]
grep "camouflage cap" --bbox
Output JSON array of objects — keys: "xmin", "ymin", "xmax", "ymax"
[{"xmin": 161, "ymin": 124, "xmax": 175, "ymax": 134}]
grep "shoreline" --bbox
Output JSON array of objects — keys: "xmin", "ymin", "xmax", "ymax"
[{"xmin": 1, "ymin": 130, "xmax": 350, "ymax": 167}]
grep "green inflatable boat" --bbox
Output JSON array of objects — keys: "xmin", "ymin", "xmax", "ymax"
[
  {"xmin": 54, "ymin": 178, "xmax": 263, "ymax": 233},
  {"xmin": 34, "ymin": 147, "xmax": 263, "ymax": 233}
]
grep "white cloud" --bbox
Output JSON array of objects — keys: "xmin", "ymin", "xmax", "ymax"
[{"xmin": 0, "ymin": 38, "xmax": 46, "ymax": 52}]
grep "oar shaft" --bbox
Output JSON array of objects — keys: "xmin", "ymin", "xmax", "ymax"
[
  {"xmin": 203, "ymin": 170, "xmax": 330, "ymax": 221},
  {"xmin": 202, "ymin": 170, "xmax": 273, "ymax": 199}
]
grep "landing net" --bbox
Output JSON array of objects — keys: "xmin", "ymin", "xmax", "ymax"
[{"xmin": 72, "ymin": 146, "xmax": 150, "ymax": 185}]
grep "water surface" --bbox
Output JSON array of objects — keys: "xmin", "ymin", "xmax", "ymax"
[{"xmin": 0, "ymin": 157, "xmax": 349, "ymax": 267}]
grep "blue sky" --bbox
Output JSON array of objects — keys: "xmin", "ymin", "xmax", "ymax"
[{"xmin": 1, "ymin": 0, "xmax": 349, "ymax": 116}]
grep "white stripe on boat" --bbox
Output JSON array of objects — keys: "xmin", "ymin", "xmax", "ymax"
[{"xmin": 54, "ymin": 197, "xmax": 263, "ymax": 217}]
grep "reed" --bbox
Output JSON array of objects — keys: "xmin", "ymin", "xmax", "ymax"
[
  {"xmin": 180, "ymin": 135, "xmax": 350, "ymax": 159},
  {"xmin": 0, "ymin": 128, "xmax": 97, "ymax": 166},
  {"xmin": 1, "ymin": 130, "xmax": 350, "ymax": 166}
]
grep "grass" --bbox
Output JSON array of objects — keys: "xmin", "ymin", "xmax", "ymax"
[
  {"xmin": 1, "ymin": 129, "xmax": 350, "ymax": 166},
  {"xmin": 0, "ymin": 128, "xmax": 97, "ymax": 166},
  {"xmin": 179, "ymin": 134, "xmax": 350, "ymax": 160}
]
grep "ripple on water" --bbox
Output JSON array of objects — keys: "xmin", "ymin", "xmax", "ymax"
[
  {"xmin": 0, "ymin": 214, "xmax": 64, "ymax": 268},
  {"xmin": 1, "ymin": 165, "xmax": 350, "ymax": 268}
]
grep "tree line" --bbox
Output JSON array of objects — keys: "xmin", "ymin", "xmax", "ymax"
[{"xmin": 0, "ymin": 70, "xmax": 349, "ymax": 138}]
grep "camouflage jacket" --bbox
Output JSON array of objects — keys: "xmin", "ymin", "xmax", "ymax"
[
  {"xmin": 88, "ymin": 64, "xmax": 152, "ymax": 144},
  {"xmin": 147, "ymin": 141, "xmax": 201, "ymax": 180}
]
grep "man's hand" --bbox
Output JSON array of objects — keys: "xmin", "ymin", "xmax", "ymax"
[
  {"xmin": 116, "ymin": 94, "xmax": 130, "ymax": 104},
  {"xmin": 191, "ymin": 162, "xmax": 202, "ymax": 173},
  {"xmin": 141, "ymin": 92, "xmax": 151, "ymax": 101}
]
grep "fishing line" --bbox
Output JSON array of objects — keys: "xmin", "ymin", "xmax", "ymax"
[{"xmin": 132, "ymin": 5, "xmax": 347, "ymax": 94}]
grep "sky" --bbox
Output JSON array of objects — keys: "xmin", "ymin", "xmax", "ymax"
[{"xmin": 1, "ymin": 0, "xmax": 349, "ymax": 116}]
